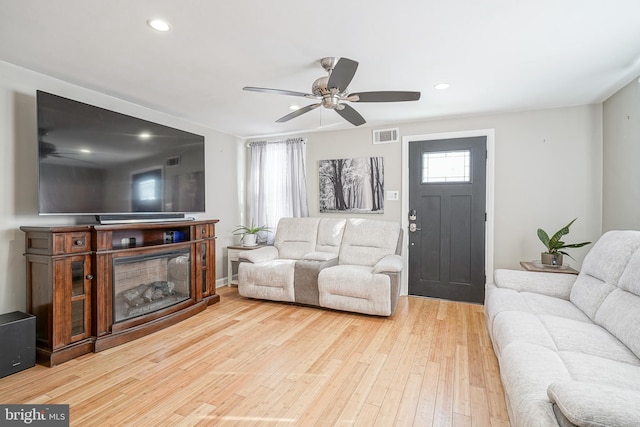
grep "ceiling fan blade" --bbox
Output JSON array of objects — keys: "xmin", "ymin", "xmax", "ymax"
[
  {"xmin": 327, "ymin": 58, "xmax": 359, "ymax": 92},
  {"xmin": 243, "ymin": 86, "xmax": 315, "ymax": 99},
  {"xmin": 276, "ymin": 103, "xmax": 321, "ymax": 123},
  {"xmin": 335, "ymin": 104, "xmax": 366, "ymax": 126},
  {"xmin": 348, "ymin": 91, "xmax": 421, "ymax": 102}
]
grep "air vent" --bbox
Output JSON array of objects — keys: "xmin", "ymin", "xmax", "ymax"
[
  {"xmin": 372, "ymin": 128, "xmax": 399, "ymax": 144},
  {"xmin": 165, "ymin": 155, "xmax": 181, "ymax": 167}
]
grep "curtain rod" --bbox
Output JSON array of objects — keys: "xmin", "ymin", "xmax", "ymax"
[{"xmin": 246, "ymin": 137, "xmax": 307, "ymax": 147}]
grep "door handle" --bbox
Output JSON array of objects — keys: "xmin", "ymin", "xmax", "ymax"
[{"xmin": 409, "ymin": 223, "xmax": 421, "ymax": 233}]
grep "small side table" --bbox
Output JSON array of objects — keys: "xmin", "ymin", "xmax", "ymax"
[
  {"xmin": 520, "ymin": 261, "xmax": 579, "ymax": 275},
  {"xmin": 227, "ymin": 244, "xmax": 265, "ymax": 285}
]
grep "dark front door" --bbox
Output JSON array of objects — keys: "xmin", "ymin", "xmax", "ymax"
[{"xmin": 408, "ymin": 136, "xmax": 487, "ymax": 303}]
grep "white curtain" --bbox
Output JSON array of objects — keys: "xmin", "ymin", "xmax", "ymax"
[{"xmin": 248, "ymin": 137, "xmax": 308, "ymax": 244}]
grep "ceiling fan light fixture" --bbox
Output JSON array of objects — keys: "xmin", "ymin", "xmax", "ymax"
[
  {"xmin": 434, "ymin": 83, "xmax": 450, "ymax": 90},
  {"xmin": 243, "ymin": 57, "xmax": 421, "ymax": 127},
  {"xmin": 147, "ymin": 19, "xmax": 171, "ymax": 32}
]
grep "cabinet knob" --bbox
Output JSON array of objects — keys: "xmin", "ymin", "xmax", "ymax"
[
  {"xmin": 86, "ymin": 274, "xmax": 94, "ymax": 280},
  {"xmin": 75, "ymin": 239, "xmax": 84, "ymax": 246}
]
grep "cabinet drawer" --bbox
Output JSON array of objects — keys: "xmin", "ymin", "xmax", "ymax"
[
  {"xmin": 62, "ymin": 232, "xmax": 91, "ymax": 254},
  {"xmin": 195, "ymin": 224, "xmax": 210, "ymax": 239}
]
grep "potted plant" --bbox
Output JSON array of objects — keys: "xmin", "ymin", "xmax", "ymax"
[
  {"xmin": 537, "ymin": 218, "xmax": 591, "ymax": 266},
  {"xmin": 232, "ymin": 221, "xmax": 270, "ymax": 247}
]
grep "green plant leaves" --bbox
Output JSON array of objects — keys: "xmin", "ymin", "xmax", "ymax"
[{"xmin": 537, "ymin": 217, "xmax": 591, "ymax": 258}]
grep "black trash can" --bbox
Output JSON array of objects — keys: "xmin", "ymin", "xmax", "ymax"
[{"xmin": 0, "ymin": 311, "xmax": 36, "ymax": 378}]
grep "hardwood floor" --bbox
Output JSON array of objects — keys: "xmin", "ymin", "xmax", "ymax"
[{"xmin": 0, "ymin": 286, "xmax": 510, "ymax": 426}]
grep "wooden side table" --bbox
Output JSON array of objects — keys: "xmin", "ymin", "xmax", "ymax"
[
  {"xmin": 520, "ymin": 261, "xmax": 579, "ymax": 275},
  {"xmin": 227, "ymin": 244, "xmax": 265, "ymax": 285}
]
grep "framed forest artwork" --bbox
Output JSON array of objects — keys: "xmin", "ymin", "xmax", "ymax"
[{"xmin": 319, "ymin": 156, "xmax": 384, "ymax": 213}]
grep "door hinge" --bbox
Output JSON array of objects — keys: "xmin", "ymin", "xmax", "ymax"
[{"xmin": 485, "ymin": 212, "xmax": 487, "ymax": 222}]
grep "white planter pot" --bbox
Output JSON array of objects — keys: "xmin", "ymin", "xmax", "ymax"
[{"xmin": 243, "ymin": 233, "xmax": 258, "ymax": 247}]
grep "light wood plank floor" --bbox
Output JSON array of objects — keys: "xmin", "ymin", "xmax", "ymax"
[{"xmin": 0, "ymin": 286, "xmax": 510, "ymax": 426}]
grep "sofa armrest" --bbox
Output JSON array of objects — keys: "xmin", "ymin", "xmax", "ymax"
[
  {"xmin": 302, "ymin": 251, "xmax": 339, "ymax": 262},
  {"xmin": 493, "ymin": 268, "xmax": 577, "ymax": 300},
  {"xmin": 372, "ymin": 254, "xmax": 403, "ymax": 274},
  {"xmin": 238, "ymin": 246, "xmax": 279, "ymax": 263},
  {"xmin": 548, "ymin": 381, "xmax": 640, "ymax": 427}
]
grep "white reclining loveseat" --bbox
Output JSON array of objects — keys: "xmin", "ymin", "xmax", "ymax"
[{"xmin": 237, "ymin": 217, "xmax": 403, "ymax": 316}]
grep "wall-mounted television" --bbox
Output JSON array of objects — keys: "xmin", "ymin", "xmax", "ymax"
[{"xmin": 36, "ymin": 91, "xmax": 206, "ymax": 221}]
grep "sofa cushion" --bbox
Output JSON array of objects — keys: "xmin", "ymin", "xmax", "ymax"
[
  {"xmin": 491, "ymin": 311, "xmax": 558, "ymax": 355},
  {"xmin": 274, "ymin": 217, "xmax": 321, "ymax": 259},
  {"xmin": 237, "ymin": 259, "xmax": 296, "ymax": 302},
  {"xmin": 542, "ymin": 317, "xmax": 640, "ymax": 365},
  {"xmin": 548, "ymin": 381, "xmax": 640, "ymax": 427},
  {"xmin": 617, "ymin": 247, "xmax": 640, "ymax": 297},
  {"xmin": 498, "ymin": 343, "xmax": 572, "ymax": 427},
  {"xmin": 318, "ymin": 265, "xmax": 392, "ymax": 316},
  {"xmin": 338, "ymin": 219, "xmax": 400, "ymax": 267},
  {"xmin": 580, "ymin": 230, "xmax": 640, "ymax": 286},
  {"xmin": 485, "ymin": 286, "xmax": 591, "ymax": 338},
  {"xmin": 315, "ymin": 218, "xmax": 346, "ymax": 253},
  {"xmin": 595, "ymin": 289, "xmax": 640, "ymax": 360},
  {"xmin": 569, "ymin": 274, "xmax": 617, "ymax": 321},
  {"xmin": 570, "ymin": 230, "xmax": 640, "ymax": 320}
]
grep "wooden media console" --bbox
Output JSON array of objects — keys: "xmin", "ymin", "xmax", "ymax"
[{"xmin": 21, "ymin": 219, "xmax": 219, "ymax": 366}]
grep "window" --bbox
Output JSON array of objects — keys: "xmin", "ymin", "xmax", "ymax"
[
  {"xmin": 248, "ymin": 138, "xmax": 308, "ymax": 244},
  {"xmin": 422, "ymin": 150, "xmax": 471, "ymax": 183}
]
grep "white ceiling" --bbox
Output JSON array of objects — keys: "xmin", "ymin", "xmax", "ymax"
[{"xmin": 1, "ymin": 1, "xmax": 640, "ymax": 139}]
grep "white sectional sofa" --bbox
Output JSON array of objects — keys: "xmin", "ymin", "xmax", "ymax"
[
  {"xmin": 485, "ymin": 230, "xmax": 640, "ymax": 427},
  {"xmin": 237, "ymin": 217, "xmax": 403, "ymax": 316}
]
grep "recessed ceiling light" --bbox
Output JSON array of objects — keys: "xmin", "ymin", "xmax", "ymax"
[
  {"xmin": 147, "ymin": 19, "xmax": 171, "ymax": 32},
  {"xmin": 289, "ymin": 105, "xmax": 300, "ymax": 111},
  {"xmin": 80, "ymin": 149, "xmax": 91, "ymax": 154},
  {"xmin": 139, "ymin": 131, "xmax": 152, "ymax": 140},
  {"xmin": 434, "ymin": 83, "xmax": 450, "ymax": 90}
]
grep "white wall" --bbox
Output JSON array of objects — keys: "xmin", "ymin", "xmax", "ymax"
[
  {"xmin": 603, "ymin": 75, "xmax": 640, "ymax": 231},
  {"xmin": 0, "ymin": 60, "xmax": 242, "ymax": 314},
  {"xmin": 296, "ymin": 104, "xmax": 602, "ymax": 273}
]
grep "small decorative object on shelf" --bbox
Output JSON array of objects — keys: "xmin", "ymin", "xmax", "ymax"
[
  {"xmin": 232, "ymin": 221, "xmax": 271, "ymax": 247},
  {"xmin": 537, "ymin": 218, "xmax": 591, "ymax": 266}
]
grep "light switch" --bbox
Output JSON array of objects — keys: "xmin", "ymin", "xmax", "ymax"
[{"xmin": 386, "ymin": 190, "xmax": 399, "ymax": 201}]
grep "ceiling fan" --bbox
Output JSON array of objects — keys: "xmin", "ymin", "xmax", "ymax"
[
  {"xmin": 38, "ymin": 129, "xmax": 95, "ymax": 164},
  {"xmin": 243, "ymin": 57, "xmax": 421, "ymax": 126}
]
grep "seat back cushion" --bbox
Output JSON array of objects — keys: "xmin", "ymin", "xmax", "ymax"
[
  {"xmin": 315, "ymin": 218, "xmax": 346, "ymax": 254},
  {"xmin": 274, "ymin": 217, "xmax": 321, "ymax": 260},
  {"xmin": 338, "ymin": 219, "xmax": 401, "ymax": 267},
  {"xmin": 570, "ymin": 230, "xmax": 640, "ymax": 320},
  {"xmin": 594, "ymin": 246, "xmax": 640, "ymax": 359}
]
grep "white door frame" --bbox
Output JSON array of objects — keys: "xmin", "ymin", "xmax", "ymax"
[{"xmin": 401, "ymin": 129, "xmax": 495, "ymax": 296}]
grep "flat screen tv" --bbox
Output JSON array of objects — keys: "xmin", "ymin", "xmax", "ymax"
[{"xmin": 36, "ymin": 90, "xmax": 206, "ymax": 220}]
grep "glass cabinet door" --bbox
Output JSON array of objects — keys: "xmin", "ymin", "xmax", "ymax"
[
  {"xmin": 201, "ymin": 242, "xmax": 208, "ymax": 296},
  {"xmin": 68, "ymin": 255, "xmax": 91, "ymax": 341}
]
